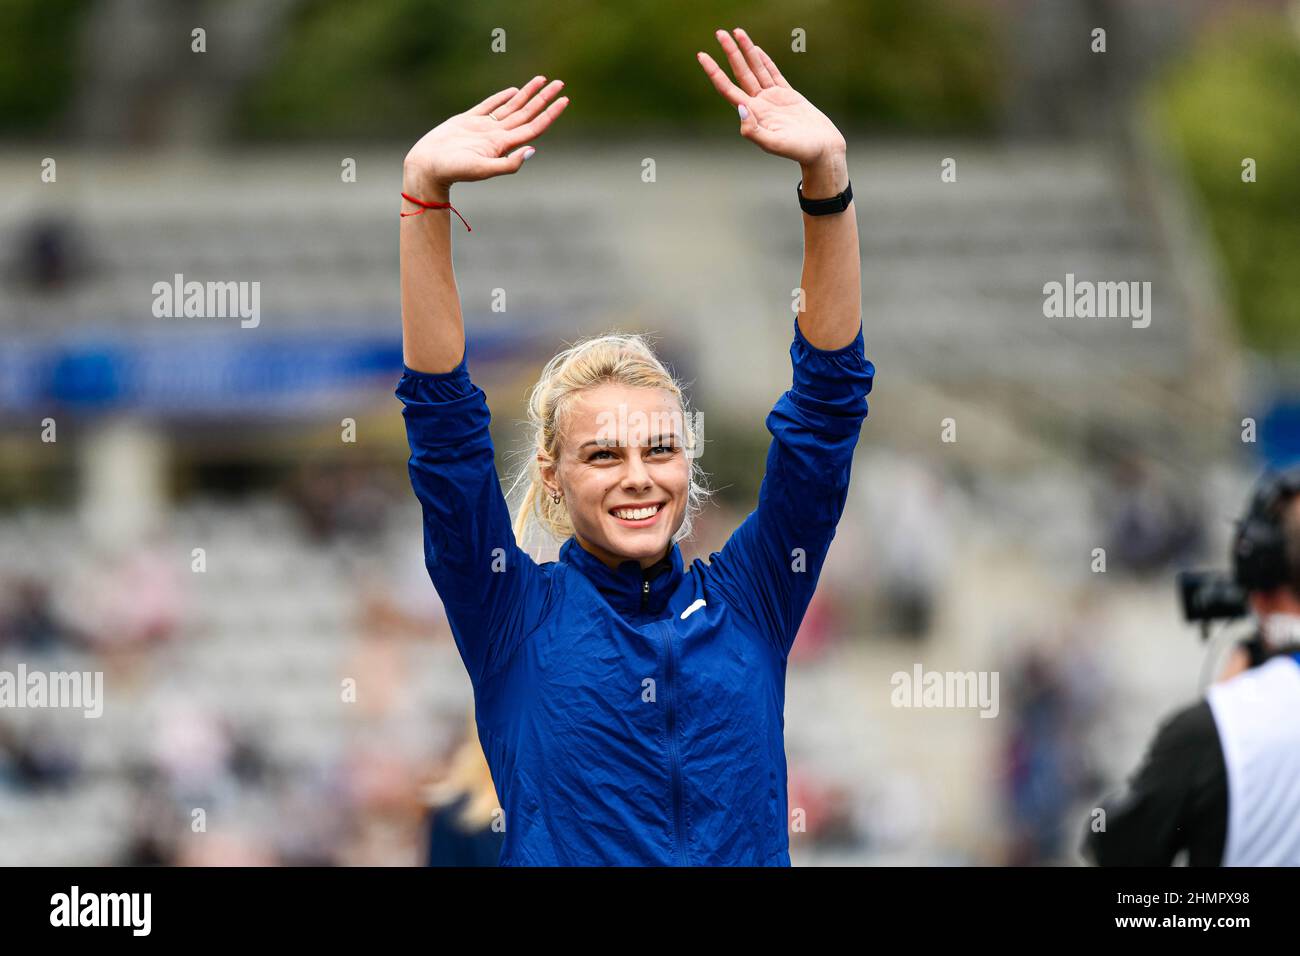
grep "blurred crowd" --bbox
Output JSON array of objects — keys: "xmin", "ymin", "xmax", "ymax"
[{"xmin": 0, "ymin": 443, "xmax": 1207, "ymax": 864}]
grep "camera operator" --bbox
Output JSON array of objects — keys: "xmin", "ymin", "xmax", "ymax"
[{"xmin": 1082, "ymin": 466, "xmax": 1300, "ymax": 866}]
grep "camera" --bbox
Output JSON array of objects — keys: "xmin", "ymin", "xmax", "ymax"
[
  {"xmin": 1177, "ymin": 570, "xmax": 1247, "ymax": 623},
  {"xmin": 1178, "ymin": 465, "xmax": 1300, "ymax": 626}
]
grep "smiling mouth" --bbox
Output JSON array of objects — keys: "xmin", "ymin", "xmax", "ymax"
[{"xmin": 609, "ymin": 502, "xmax": 665, "ymax": 523}]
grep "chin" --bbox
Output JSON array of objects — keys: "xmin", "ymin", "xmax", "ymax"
[
  {"xmin": 598, "ymin": 522, "xmax": 660, "ymax": 551},
  {"xmin": 599, "ymin": 514, "xmax": 679, "ymax": 563},
  {"xmin": 613, "ymin": 534, "xmax": 671, "ymax": 562}
]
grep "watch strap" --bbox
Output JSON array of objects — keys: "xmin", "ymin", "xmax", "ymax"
[{"xmin": 797, "ymin": 178, "xmax": 852, "ymax": 215}]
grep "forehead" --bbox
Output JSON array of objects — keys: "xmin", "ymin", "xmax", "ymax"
[{"xmin": 563, "ymin": 383, "xmax": 682, "ymax": 444}]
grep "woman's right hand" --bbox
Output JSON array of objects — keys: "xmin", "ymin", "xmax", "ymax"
[{"xmin": 403, "ymin": 77, "xmax": 569, "ymax": 194}]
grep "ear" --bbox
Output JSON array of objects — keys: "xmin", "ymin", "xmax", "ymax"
[{"xmin": 538, "ymin": 453, "xmax": 558, "ymax": 496}]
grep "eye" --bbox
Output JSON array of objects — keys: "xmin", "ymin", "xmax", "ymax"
[
  {"xmin": 588, "ymin": 448, "xmax": 617, "ymax": 461},
  {"xmin": 649, "ymin": 444, "xmax": 678, "ymax": 457}
]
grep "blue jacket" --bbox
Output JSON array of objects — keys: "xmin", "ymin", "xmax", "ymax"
[{"xmin": 397, "ymin": 318, "xmax": 875, "ymax": 865}]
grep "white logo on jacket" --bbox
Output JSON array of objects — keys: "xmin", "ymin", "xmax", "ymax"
[{"xmin": 680, "ymin": 599, "xmax": 707, "ymax": 620}]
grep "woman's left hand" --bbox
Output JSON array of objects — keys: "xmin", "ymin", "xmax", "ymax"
[{"xmin": 696, "ymin": 28, "xmax": 846, "ymax": 170}]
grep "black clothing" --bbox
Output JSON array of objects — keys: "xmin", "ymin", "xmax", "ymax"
[{"xmin": 1082, "ymin": 700, "xmax": 1227, "ymax": 866}]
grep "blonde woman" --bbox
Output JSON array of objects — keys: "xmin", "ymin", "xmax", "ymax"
[
  {"xmin": 423, "ymin": 712, "xmax": 505, "ymax": 866},
  {"xmin": 397, "ymin": 28, "xmax": 873, "ymax": 865}
]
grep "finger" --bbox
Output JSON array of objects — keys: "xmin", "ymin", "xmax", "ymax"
[
  {"xmin": 739, "ymin": 114, "xmax": 779, "ymax": 153},
  {"xmin": 498, "ymin": 96, "xmax": 570, "ymax": 151},
  {"xmin": 695, "ymin": 51, "xmax": 748, "ymax": 107},
  {"xmin": 470, "ymin": 86, "xmax": 520, "ymax": 116},
  {"xmin": 493, "ymin": 75, "xmax": 548, "ymax": 120},
  {"xmin": 503, "ymin": 79, "xmax": 565, "ymax": 130},
  {"xmin": 755, "ymin": 45, "xmax": 791, "ymax": 89},
  {"xmin": 713, "ymin": 29, "xmax": 761, "ymax": 96},
  {"xmin": 730, "ymin": 95, "xmax": 765, "ymax": 143},
  {"xmin": 482, "ymin": 145, "xmax": 537, "ymax": 177},
  {"xmin": 732, "ymin": 28, "xmax": 774, "ymax": 88}
]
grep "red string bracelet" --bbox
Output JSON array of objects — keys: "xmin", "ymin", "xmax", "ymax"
[{"xmin": 400, "ymin": 191, "xmax": 472, "ymax": 232}]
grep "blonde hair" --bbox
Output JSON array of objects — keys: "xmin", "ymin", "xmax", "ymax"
[
  {"xmin": 508, "ymin": 331, "xmax": 709, "ymax": 553},
  {"xmin": 426, "ymin": 709, "xmax": 500, "ymax": 831}
]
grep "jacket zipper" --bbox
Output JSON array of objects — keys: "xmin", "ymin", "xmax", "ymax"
[{"xmin": 659, "ymin": 621, "xmax": 690, "ymax": 866}]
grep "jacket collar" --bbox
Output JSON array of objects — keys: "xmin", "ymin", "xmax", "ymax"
[{"xmin": 558, "ymin": 536, "xmax": 683, "ymax": 616}]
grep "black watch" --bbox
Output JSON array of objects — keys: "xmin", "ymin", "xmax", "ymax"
[{"xmin": 797, "ymin": 178, "xmax": 853, "ymax": 215}]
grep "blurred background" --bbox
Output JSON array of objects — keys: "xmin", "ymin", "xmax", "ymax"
[{"xmin": 1, "ymin": 0, "xmax": 1298, "ymax": 865}]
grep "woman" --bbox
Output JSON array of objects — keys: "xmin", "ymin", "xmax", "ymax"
[
  {"xmin": 423, "ymin": 713, "xmax": 506, "ymax": 867},
  {"xmin": 397, "ymin": 28, "xmax": 874, "ymax": 865}
]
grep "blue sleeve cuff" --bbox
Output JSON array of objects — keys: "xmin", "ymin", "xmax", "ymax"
[
  {"xmin": 395, "ymin": 349, "xmax": 477, "ymax": 405},
  {"xmin": 790, "ymin": 316, "xmax": 875, "ymax": 405}
]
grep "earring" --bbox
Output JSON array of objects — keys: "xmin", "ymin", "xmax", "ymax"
[{"xmin": 550, "ymin": 490, "xmax": 561, "ymax": 504}]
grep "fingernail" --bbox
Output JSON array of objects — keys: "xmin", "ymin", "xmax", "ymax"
[
  {"xmin": 738, "ymin": 104, "xmax": 749, "ymax": 120},
  {"xmin": 522, "ymin": 147, "xmax": 536, "ymax": 160}
]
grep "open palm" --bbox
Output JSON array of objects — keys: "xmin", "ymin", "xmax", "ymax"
[
  {"xmin": 404, "ymin": 77, "xmax": 569, "ymax": 188},
  {"xmin": 696, "ymin": 28, "xmax": 845, "ymax": 168}
]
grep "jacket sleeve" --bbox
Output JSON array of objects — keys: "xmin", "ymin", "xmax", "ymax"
[
  {"xmin": 1080, "ymin": 699, "xmax": 1228, "ymax": 866},
  {"xmin": 706, "ymin": 316, "xmax": 875, "ymax": 657},
  {"xmin": 396, "ymin": 352, "xmax": 550, "ymax": 687}
]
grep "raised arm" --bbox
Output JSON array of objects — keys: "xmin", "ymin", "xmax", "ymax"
[
  {"xmin": 400, "ymin": 77, "xmax": 569, "ymax": 373},
  {"xmin": 397, "ymin": 82, "xmax": 568, "ymax": 686},
  {"xmin": 695, "ymin": 30, "xmax": 873, "ymax": 656},
  {"xmin": 696, "ymin": 28, "xmax": 860, "ymax": 349}
]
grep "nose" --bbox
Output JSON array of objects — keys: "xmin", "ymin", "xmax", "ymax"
[{"xmin": 620, "ymin": 453, "xmax": 653, "ymax": 495}]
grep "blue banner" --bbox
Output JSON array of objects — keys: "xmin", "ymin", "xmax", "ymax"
[{"xmin": 0, "ymin": 327, "xmax": 531, "ymax": 418}]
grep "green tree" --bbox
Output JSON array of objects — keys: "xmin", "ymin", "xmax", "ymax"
[
  {"xmin": 235, "ymin": 0, "xmax": 1003, "ymax": 140},
  {"xmin": 1154, "ymin": 12, "xmax": 1300, "ymax": 352},
  {"xmin": 0, "ymin": 0, "xmax": 90, "ymax": 135}
]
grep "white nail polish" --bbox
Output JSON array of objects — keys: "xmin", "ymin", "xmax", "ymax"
[{"xmin": 738, "ymin": 104, "xmax": 749, "ymax": 120}]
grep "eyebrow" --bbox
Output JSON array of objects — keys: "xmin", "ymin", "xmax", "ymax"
[{"xmin": 577, "ymin": 434, "xmax": 682, "ymax": 451}]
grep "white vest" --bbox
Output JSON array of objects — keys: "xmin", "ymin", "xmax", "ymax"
[{"xmin": 1206, "ymin": 654, "xmax": 1300, "ymax": 866}]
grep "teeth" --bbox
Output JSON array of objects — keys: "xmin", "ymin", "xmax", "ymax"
[{"xmin": 613, "ymin": 504, "xmax": 661, "ymax": 521}]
